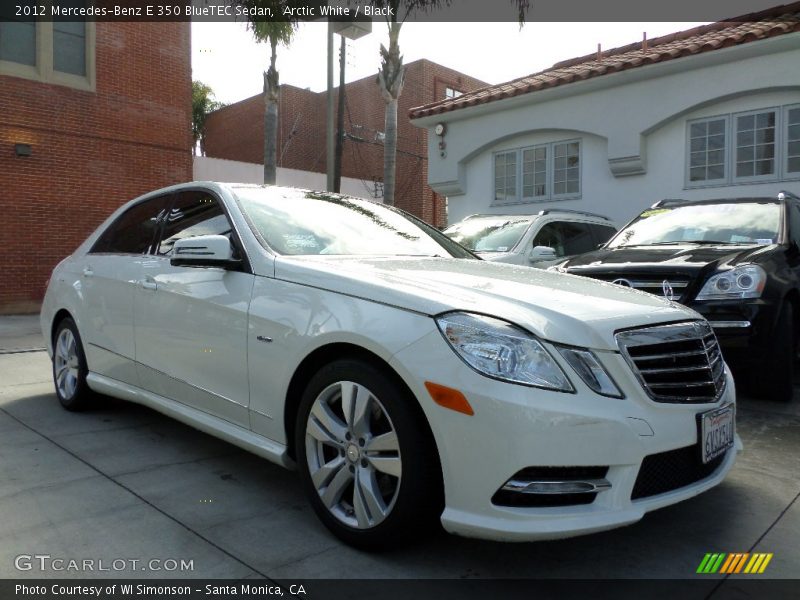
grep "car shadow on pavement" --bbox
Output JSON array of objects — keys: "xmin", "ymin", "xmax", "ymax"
[{"xmin": 1, "ymin": 383, "xmax": 797, "ymax": 580}]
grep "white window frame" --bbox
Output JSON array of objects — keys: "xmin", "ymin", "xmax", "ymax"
[
  {"xmin": 492, "ymin": 138, "xmax": 582, "ymax": 206},
  {"xmin": 493, "ymin": 150, "xmax": 517, "ymax": 204},
  {"xmin": 732, "ymin": 107, "xmax": 779, "ymax": 184},
  {"xmin": 685, "ymin": 115, "xmax": 729, "ymax": 186},
  {"xmin": 784, "ymin": 103, "xmax": 800, "ymax": 178},
  {"xmin": 686, "ymin": 104, "xmax": 800, "ymax": 189},
  {"xmin": 0, "ymin": 19, "xmax": 96, "ymax": 92},
  {"xmin": 521, "ymin": 143, "xmax": 548, "ymax": 201},
  {"xmin": 552, "ymin": 140, "xmax": 582, "ymax": 199}
]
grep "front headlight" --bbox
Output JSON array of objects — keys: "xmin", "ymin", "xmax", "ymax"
[
  {"xmin": 695, "ymin": 265, "xmax": 767, "ymax": 300},
  {"xmin": 435, "ymin": 312, "xmax": 574, "ymax": 392}
]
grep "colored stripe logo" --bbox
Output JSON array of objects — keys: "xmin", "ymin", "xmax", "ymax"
[{"xmin": 697, "ymin": 552, "xmax": 773, "ymax": 574}]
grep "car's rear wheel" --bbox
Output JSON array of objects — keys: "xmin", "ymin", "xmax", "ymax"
[
  {"xmin": 295, "ymin": 359, "xmax": 442, "ymax": 549},
  {"xmin": 53, "ymin": 317, "xmax": 94, "ymax": 411},
  {"xmin": 761, "ymin": 303, "xmax": 795, "ymax": 403}
]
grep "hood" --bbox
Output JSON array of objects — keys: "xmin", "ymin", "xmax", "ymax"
[
  {"xmin": 563, "ymin": 243, "xmax": 776, "ymax": 274},
  {"xmin": 274, "ymin": 256, "xmax": 698, "ymax": 351}
]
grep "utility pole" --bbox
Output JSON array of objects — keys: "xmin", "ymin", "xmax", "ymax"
[
  {"xmin": 324, "ymin": 18, "xmax": 371, "ymax": 192},
  {"xmin": 334, "ymin": 36, "xmax": 346, "ymax": 193},
  {"xmin": 326, "ymin": 21, "xmax": 335, "ymax": 192}
]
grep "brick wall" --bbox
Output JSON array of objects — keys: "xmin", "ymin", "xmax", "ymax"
[
  {"xmin": 204, "ymin": 58, "xmax": 486, "ymax": 227},
  {"xmin": 0, "ymin": 22, "xmax": 192, "ymax": 314}
]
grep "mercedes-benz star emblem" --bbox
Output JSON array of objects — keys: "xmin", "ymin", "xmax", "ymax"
[
  {"xmin": 662, "ymin": 280, "xmax": 675, "ymax": 301},
  {"xmin": 612, "ymin": 278, "xmax": 633, "ymax": 288}
]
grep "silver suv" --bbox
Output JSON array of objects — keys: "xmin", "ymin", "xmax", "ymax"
[{"xmin": 444, "ymin": 210, "xmax": 617, "ymax": 268}]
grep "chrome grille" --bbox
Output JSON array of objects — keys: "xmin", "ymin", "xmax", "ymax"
[
  {"xmin": 586, "ymin": 275, "xmax": 690, "ymax": 301},
  {"xmin": 616, "ymin": 321, "xmax": 725, "ymax": 403}
]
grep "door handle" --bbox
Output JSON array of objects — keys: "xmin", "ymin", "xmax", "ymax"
[
  {"xmin": 82, "ymin": 267, "xmax": 93, "ymax": 278},
  {"xmin": 139, "ymin": 278, "xmax": 158, "ymax": 291}
]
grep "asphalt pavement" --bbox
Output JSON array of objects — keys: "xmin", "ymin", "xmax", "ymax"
[{"xmin": 0, "ymin": 315, "xmax": 797, "ymax": 586}]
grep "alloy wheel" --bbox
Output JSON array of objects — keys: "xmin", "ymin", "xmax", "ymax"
[
  {"xmin": 54, "ymin": 328, "xmax": 80, "ymax": 400},
  {"xmin": 304, "ymin": 381, "xmax": 402, "ymax": 529}
]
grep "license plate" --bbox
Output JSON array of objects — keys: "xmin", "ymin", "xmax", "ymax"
[{"xmin": 700, "ymin": 404, "xmax": 735, "ymax": 464}]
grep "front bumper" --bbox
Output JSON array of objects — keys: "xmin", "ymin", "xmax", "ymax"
[
  {"xmin": 691, "ymin": 299, "xmax": 778, "ymax": 367},
  {"xmin": 389, "ymin": 330, "xmax": 740, "ymax": 542}
]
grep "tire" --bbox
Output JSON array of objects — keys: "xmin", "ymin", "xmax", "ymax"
[
  {"xmin": 295, "ymin": 358, "xmax": 443, "ymax": 549},
  {"xmin": 761, "ymin": 303, "xmax": 795, "ymax": 403},
  {"xmin": 52, "ymin": 317, "xmax": 95, "ymax": 411}
]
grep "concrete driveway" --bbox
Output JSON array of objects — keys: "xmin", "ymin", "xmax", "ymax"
[{"xmin": 0, "ymin": 316, "xmax": 797, "ymax": 586}]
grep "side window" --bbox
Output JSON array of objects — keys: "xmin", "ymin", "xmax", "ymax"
[
  {"xmin": 590, "ymin": 224, "xmax": 617, "ymax": 246},
  {"xmin": 532, "ymin": 223, "xmax": 565, "ymax": 256},
  {"xmin": 157, "ymin": 191, "xmax": 232, "ymax": 256},
  {"xmin": 790, "ymin": 204, "xmax": 800, "ymax": 246},
  {"xmin": 532, "ymin": 221, "xmax": 594, "ymax": 257},
  {"xmin": 90, "ymin": 195, "xmax": 169, "ymax": 254}
]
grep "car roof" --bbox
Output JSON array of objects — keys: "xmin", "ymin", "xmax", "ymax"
[
  {"xmin": 650, "ymin": 193, "xmax": 796, "ymax": 209},
  {"xmin": 462, "ymin": 209, "xmax": 612, "ymax": 222}
]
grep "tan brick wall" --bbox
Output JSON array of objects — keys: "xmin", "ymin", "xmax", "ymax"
[{"xmin": 0, "ymin": 22, "xmax": 193, "ymax": 313}]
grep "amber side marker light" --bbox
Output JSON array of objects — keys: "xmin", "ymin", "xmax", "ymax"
[{"xmin": 424, "ymin": 382, "xmax": 474, "ymax": 416}]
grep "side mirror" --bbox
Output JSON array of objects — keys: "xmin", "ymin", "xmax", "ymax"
[
  {"xmin": 529, "ymin": 245, "xmax": 558, "ymax": 263},
  {"xmin": 170, "ymin": 235, "xmax": 240, "ymax": 269}
]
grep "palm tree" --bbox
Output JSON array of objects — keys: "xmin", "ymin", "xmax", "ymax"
[
  {"xmin": 376, "ymin": 0, "xmax": 530, "ymax": 206},
  {"xmin": 249, "ymin": 21, "xmax": 295, "ymax": 185},
  {"xmin": 192, "ymin": 81, "xmax": 224, "ymax": 156}
]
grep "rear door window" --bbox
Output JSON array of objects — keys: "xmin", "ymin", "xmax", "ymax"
[
  {"xmin": 90, "ymin": 195, "xmax": 170, "ymax": 254},
  {"xmin": 156, "ymin": 191, "xmax": 232, "ymax": 256},
  {"xmin": 532, "ymin": 221, "xmax": 595, "ymax": 257}
]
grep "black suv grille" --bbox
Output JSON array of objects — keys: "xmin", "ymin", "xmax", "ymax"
[
  {"xmin": 585, "ymin": 274, "xmax": 691, "ymax": 301},
  {"xmin": 631, "ymin": 443, "xmax": 727, "ymax": 500},
  {"xmin": 616, "ymin": 321, "xmax": 725, "ymax": 403}
]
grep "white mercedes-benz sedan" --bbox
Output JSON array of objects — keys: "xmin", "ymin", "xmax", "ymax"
[{"xmin": 41, "ymin": 183, "xmax": 741, "ymax": 548}]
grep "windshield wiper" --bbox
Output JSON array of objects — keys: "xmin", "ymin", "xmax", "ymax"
[
  {"xmin": 394, "ymin": 253, "xmax": 446, "ymax": 258},
  {"xmin": 647, "ymin": 240, "xmax": 739, "ymax": 246}
]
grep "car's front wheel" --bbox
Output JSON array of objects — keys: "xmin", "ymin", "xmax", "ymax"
[
  {"xmin": 295, "ymin": 359, "xmax": 442, "ymax": 549},
  {"xmin": 52, "ymin": 317, "xmax": 94, "ymax": 411}
]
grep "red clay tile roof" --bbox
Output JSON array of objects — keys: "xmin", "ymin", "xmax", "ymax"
[{"xmin": 409, "ymin": 2, "xmax": 800, "ymax": 120}]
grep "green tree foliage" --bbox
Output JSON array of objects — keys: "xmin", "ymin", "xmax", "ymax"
[
  {"xmin": 192, "ymin": 81, "xmax": 225, "ymax": 156},
  {"xmin": 375, "ymin": 0, "xmax": 529, "ymax": 206}
]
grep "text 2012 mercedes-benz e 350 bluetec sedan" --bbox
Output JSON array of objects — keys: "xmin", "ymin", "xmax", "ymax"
[{"xmin": 41, "ymin": 183, "xmax": 741, "ymax": 548}]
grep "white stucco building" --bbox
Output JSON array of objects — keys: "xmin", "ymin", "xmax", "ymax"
[{"xmin": 410, "ymin": 5, "xmax": 800, "ymax": 226}]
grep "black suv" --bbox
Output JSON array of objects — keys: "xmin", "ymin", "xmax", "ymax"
[{"xmin": 554, "ymin": 192, "xmax": 799, "ymax": 401}]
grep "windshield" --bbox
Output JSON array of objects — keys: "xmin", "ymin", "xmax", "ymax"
[
  {"xmin": 607, "ymin": 202, "xmax": 781, "ymax": 248},
  {"xmin": 234, "ymin": 187, "xmax": 475, "ymax": 259},
  {"xmin": 443, "ymin": 217, "xmax": 532, "ymax": 252}
]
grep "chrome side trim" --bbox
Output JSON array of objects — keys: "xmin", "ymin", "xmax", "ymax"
[{"xmin": 502, "ymin": 478, "xmax": 612, "ymax": 495}]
